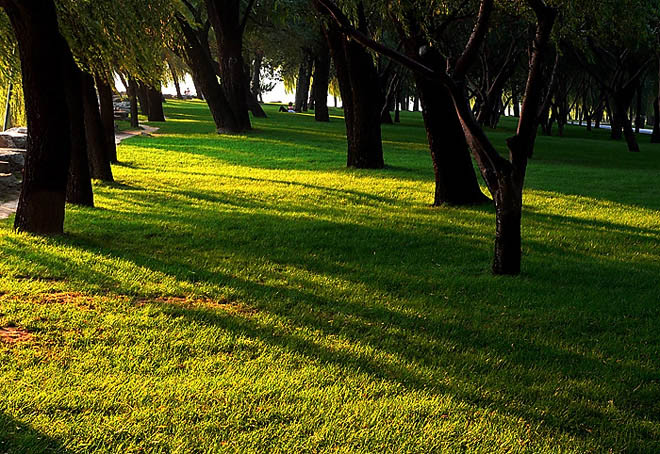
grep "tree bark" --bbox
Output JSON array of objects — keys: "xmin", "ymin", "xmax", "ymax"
[
  {"xmin": 295, "ymin": 55, "xmax": 313, "ymax": 112},
  {"xmin": 4, "ymin": 0, "xmax": 73, "ymax": 233},
  {"xmin": 205, "ymin": 0, "xmax": 252, "ymax": 132},
  {"xmin": 127, "ymin": 77, "xmax": 139, "ymax": 128},
  {"xmin": 168, "ymin": 62, "xmax": 183, "ymax": 99},
  {"xmin": 415, "ymin": 65, "xmax": 489, "ymax": 206},
  {"xmin": 324, "ymin": 21, "xmax": 384, "ymax": 169},
  {"xmin": 137, "ymin": 82, "xmax": 149, "ymax": 116},
  {"xmin": 147, "ymin": 85, "xmax": 166, "ymax": 122},
  {"xmin": 176, "ymin": 13, "xmax": 241, "ymax": 132},
  {"xmin": 95, "ymin": 74, "xmax": 118, "ymax": 163},
  {"xmin": 81, "ymin": 71, "xmax": 114, "ymax": 181},
  {"xmin": 66, "ymin": 65, "xmax": 94, "ymax": 207},
  {"xmin": 313, "ymin": 37, "xmax": 330, "ymax": 122}
]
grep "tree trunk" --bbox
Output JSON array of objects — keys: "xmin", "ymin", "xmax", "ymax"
[
  {"xmin": 246, "ymin": 85, "xmax": 267, "ymax": 118},
  {"xmin": 176, "ymin": 13, "xmax": 242, "ymax": 132},
  {"xmin": 295, "ymin": 55, "xmax": 313, "ymax": 112},
  {"xmin": 127, "ymin": 77, "xmax": 139, "ymax": 128},
  {"xmin": 205, "ymin": 0, "xmax": 252, "ymax": 132},
  {"xmin": 95, "ymin": 74, "xmax": 118, "ymax": 163},
  {"xmin": 416, "ymin": 74, "xmax": 489, "ymax": 206},
  {"xmin": 324, "ymin": 22, "xmax": 384, "ymax": 169},
  {"xmin": 66, "ymin": 65, "xmax": 94, "ymax": 207},
  {"xmin": 612, "ymin": 94, "xmax": 639, "ymax": 151},
  {"xmin": 137, "ymin": 82, "xmax": 149, "ymax": 116},
  {"xmin": 5, "ymin": 0, "xmax": 73, "ymax": 233},
  {"xmin": 169, "ymin": 62, "xmax": 183, "ymax": 99},
  {"xmin": 251, "ymin": 52, "xmax": 263, "ymax": 100},
  {"xmin": 147, "ymin": 85, "xmax": 165, "ymax": 122},
  {"xmin": 81, "ymin": 71, "xmax": 114, "ymax": 182},
  {"xmin": 313, "ymin": 37, "xmax": 330, "ymax": 122}
]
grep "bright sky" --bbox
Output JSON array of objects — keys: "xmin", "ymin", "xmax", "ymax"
[{"xmin": 116, "ymin": 74, "xmax": 295, "ymax": 105}]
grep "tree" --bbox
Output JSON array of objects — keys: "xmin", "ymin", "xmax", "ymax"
[{"xmin": 317, "ymin": 0, "xmax": 558, "ymax": 274}]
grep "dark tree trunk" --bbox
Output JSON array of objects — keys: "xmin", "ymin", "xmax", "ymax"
[
  {"xmin": 612, "ymin": 93, "xmax": 639, "ymax": 151},
  {"xmin": 95, "ymin": 74, "xmax": 118, "ymax": 163},
  {"xmin": 324, "ymin": 22, "xmax": 384, "ymax": 169},
  {"xmin": 137, "ymin": 82, "xmax": 149, "ymax": 116},
  {"xmin": 635, "ymin": 84, "xmax": 643, "ymax": 134},
  {"xmin": 246, "ymin": 85, "xmax": 267, "ymax": 118},
  {"xmin": 127, "ymin": 77, "xmax": 139, "ymax": 128},
  {"xmin": 412, "ymin": 95, "xmax": 419, "ymax": 112},
  {"xmin": 415, "ymin": 72, "xmax": 489, "ymax": 206},
  {"xmin": 65, "ymin": 65, "xmax": 94, "ymax": 207},
  {"xmin": 313, "ymin": 38, "xmax": 331, "ymax": 122},
  {"xmin": 147, "ymin": 85, "xmax": 166, "ymax": 122},
  {"xmin": 168, "ymin": 62, "xmax": 183, "ymax": 99},
  {"xmin": 394, "ymin": 83, "xmax": 401, "ymax": 123},
  {"xmin": 652, "ymin": 96, "xmax": 660, "ymax": 143},
  {"xmin": 295, "ymin": 55, "xmax": 313, "ymax": 112},
  {"xmin": 176, "ymin": 13, "xmax": 242, "ymax": 132},
  {"xmin": 5, "ymin": 0, "xmax": 73, "ymax": 233},
  {"xmin": 205, "ymin": 0, "xmax": 252, "ymax": 132},
  {"xmin": 191, "ymin": 73, "xmax": 204, "ymax": 100},
  {"xmin": 81, "ymin": 71, "xmax": 114, "ymax": 181}
]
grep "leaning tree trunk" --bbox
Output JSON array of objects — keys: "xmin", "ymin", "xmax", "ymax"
[
  {"xmin": 313, "ymin": 37, "xmax": 330, "ymax": 122},
  {"xmin": 325, "ymin": 23, "xmax": 384, "ymax": 169},
  {"xmin": 168, "ymin": 62, "xmax": 183, "ymax": 99},
  {"xmin": 176, "ymin": 13, "xmax": 240, "ymax": 132},
  {"xmin": 95, "ymin": 74, "xmax": 117, "ymax": 163},
  {"xmin": 4, "ymin": 0, "xmax": 74, "ymax": 233},
  {"xmin": 147, "ymin": 85, "xmax": 165, "ymax": 122},
  {"xmin": 81, "ymin": 71, "xmax": 114, "ymax": 181}
]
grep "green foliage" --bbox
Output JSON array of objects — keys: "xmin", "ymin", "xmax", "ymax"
[{"xmin": 0, "ymin": 101, "xmax": 659, "ymax": 452}]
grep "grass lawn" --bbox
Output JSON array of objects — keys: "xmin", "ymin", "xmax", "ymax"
[{"xmin": 0, "ymin": 101, "xmax": 659, "ymax": 453}]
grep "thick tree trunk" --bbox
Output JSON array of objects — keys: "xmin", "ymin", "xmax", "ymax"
[
  {"xmin": 95, "ymin": 74, "xmax": 117, "ymax": 163},
  {"xmin": 205, "ymin": 0, "xmax": 252, "ymax": 132},
  {"xmin": 652, "ymin": 96, "xmax": 660, "ymax": 143},
  {"xmin": 127, "ymin": 77, "xmax": 139, "ymax": 128},
  {"xmin": 325, "ymin": 23, "xmax": 384, "ymax": 169},
  {"xmin": 5, "ymin": 0, "xmax": 72, "ymax": 233},
  {"xmin": 81, "ymin": 71, "xmax": 114, "ymax": 181},
  {"xmin": 416, "ymin": 74, "xmax": 489, "ymax": 206},
  {"xmin": 613, "ymin": 94, "xmax": 639, "ymax": 151},
  {"xmin": 246, "ymin": 85, "xmax": 267, "ymax": 118},
  {"xmin": 313, "ymin": 38, "xmax": 331, "ymax": 122},
  {"xmin": 147, "ymin": 85, "xmax": 166, "ymax": 122}
]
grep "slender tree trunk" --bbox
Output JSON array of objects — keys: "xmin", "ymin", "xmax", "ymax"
[
  {"xmin": 324, "ymin": 22, "xmax": 384, "ymax": 169},
  {"xmin": 295, "ymin": 55, "xmax": 313, "ymax": 112},
  {"xmin": 127, "ymin": 77, "xmax": 139, "ymax": 128},
  {"xmin": 313, "ymin": 37, "xmax": 330, "ymax": 122},
  {"xmin": 66, "ymin": 65, "xmax": 94, "ymax": 207},
  {"xmin": 5, "ymin": 0, "xmax": 73, "ymax": 233},
  {"xmin": 81, "ymin": 71, "xmax": 114, "ymax": 181},
  {"xmin": 147, "ymin": 85, "xmax": 166, "ymax": 122},
  {"xmin": 95, "ymin": 74, "xmax": 117, "ymax": 163},
  {"xmin": 169, "ymin": 62, "xmax": 183, "ymax": 99}
]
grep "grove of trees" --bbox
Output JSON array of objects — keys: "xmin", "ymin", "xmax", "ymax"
[{"xmin": 1, "ymin": 0, "xmax": 659, "ymax": 275}]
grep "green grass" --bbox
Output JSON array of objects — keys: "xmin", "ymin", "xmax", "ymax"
[{"xmin": 1, "ymin": 100, "xmax": 659, "ymax": 453}]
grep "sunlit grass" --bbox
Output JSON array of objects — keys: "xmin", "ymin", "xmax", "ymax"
[{"xmin": 0, "ymin": 100, "xmax": 658, "ymax": 453}]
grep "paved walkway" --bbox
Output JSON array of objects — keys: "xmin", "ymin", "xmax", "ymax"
[{"xmin": 1, "ymin": 126, "xmax": 159, "ymax": 221}]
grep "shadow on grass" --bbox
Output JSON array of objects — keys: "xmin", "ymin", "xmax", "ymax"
[{"xmin": 0, "ymin": 412, "xmax": 70, "ymax": 454}]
